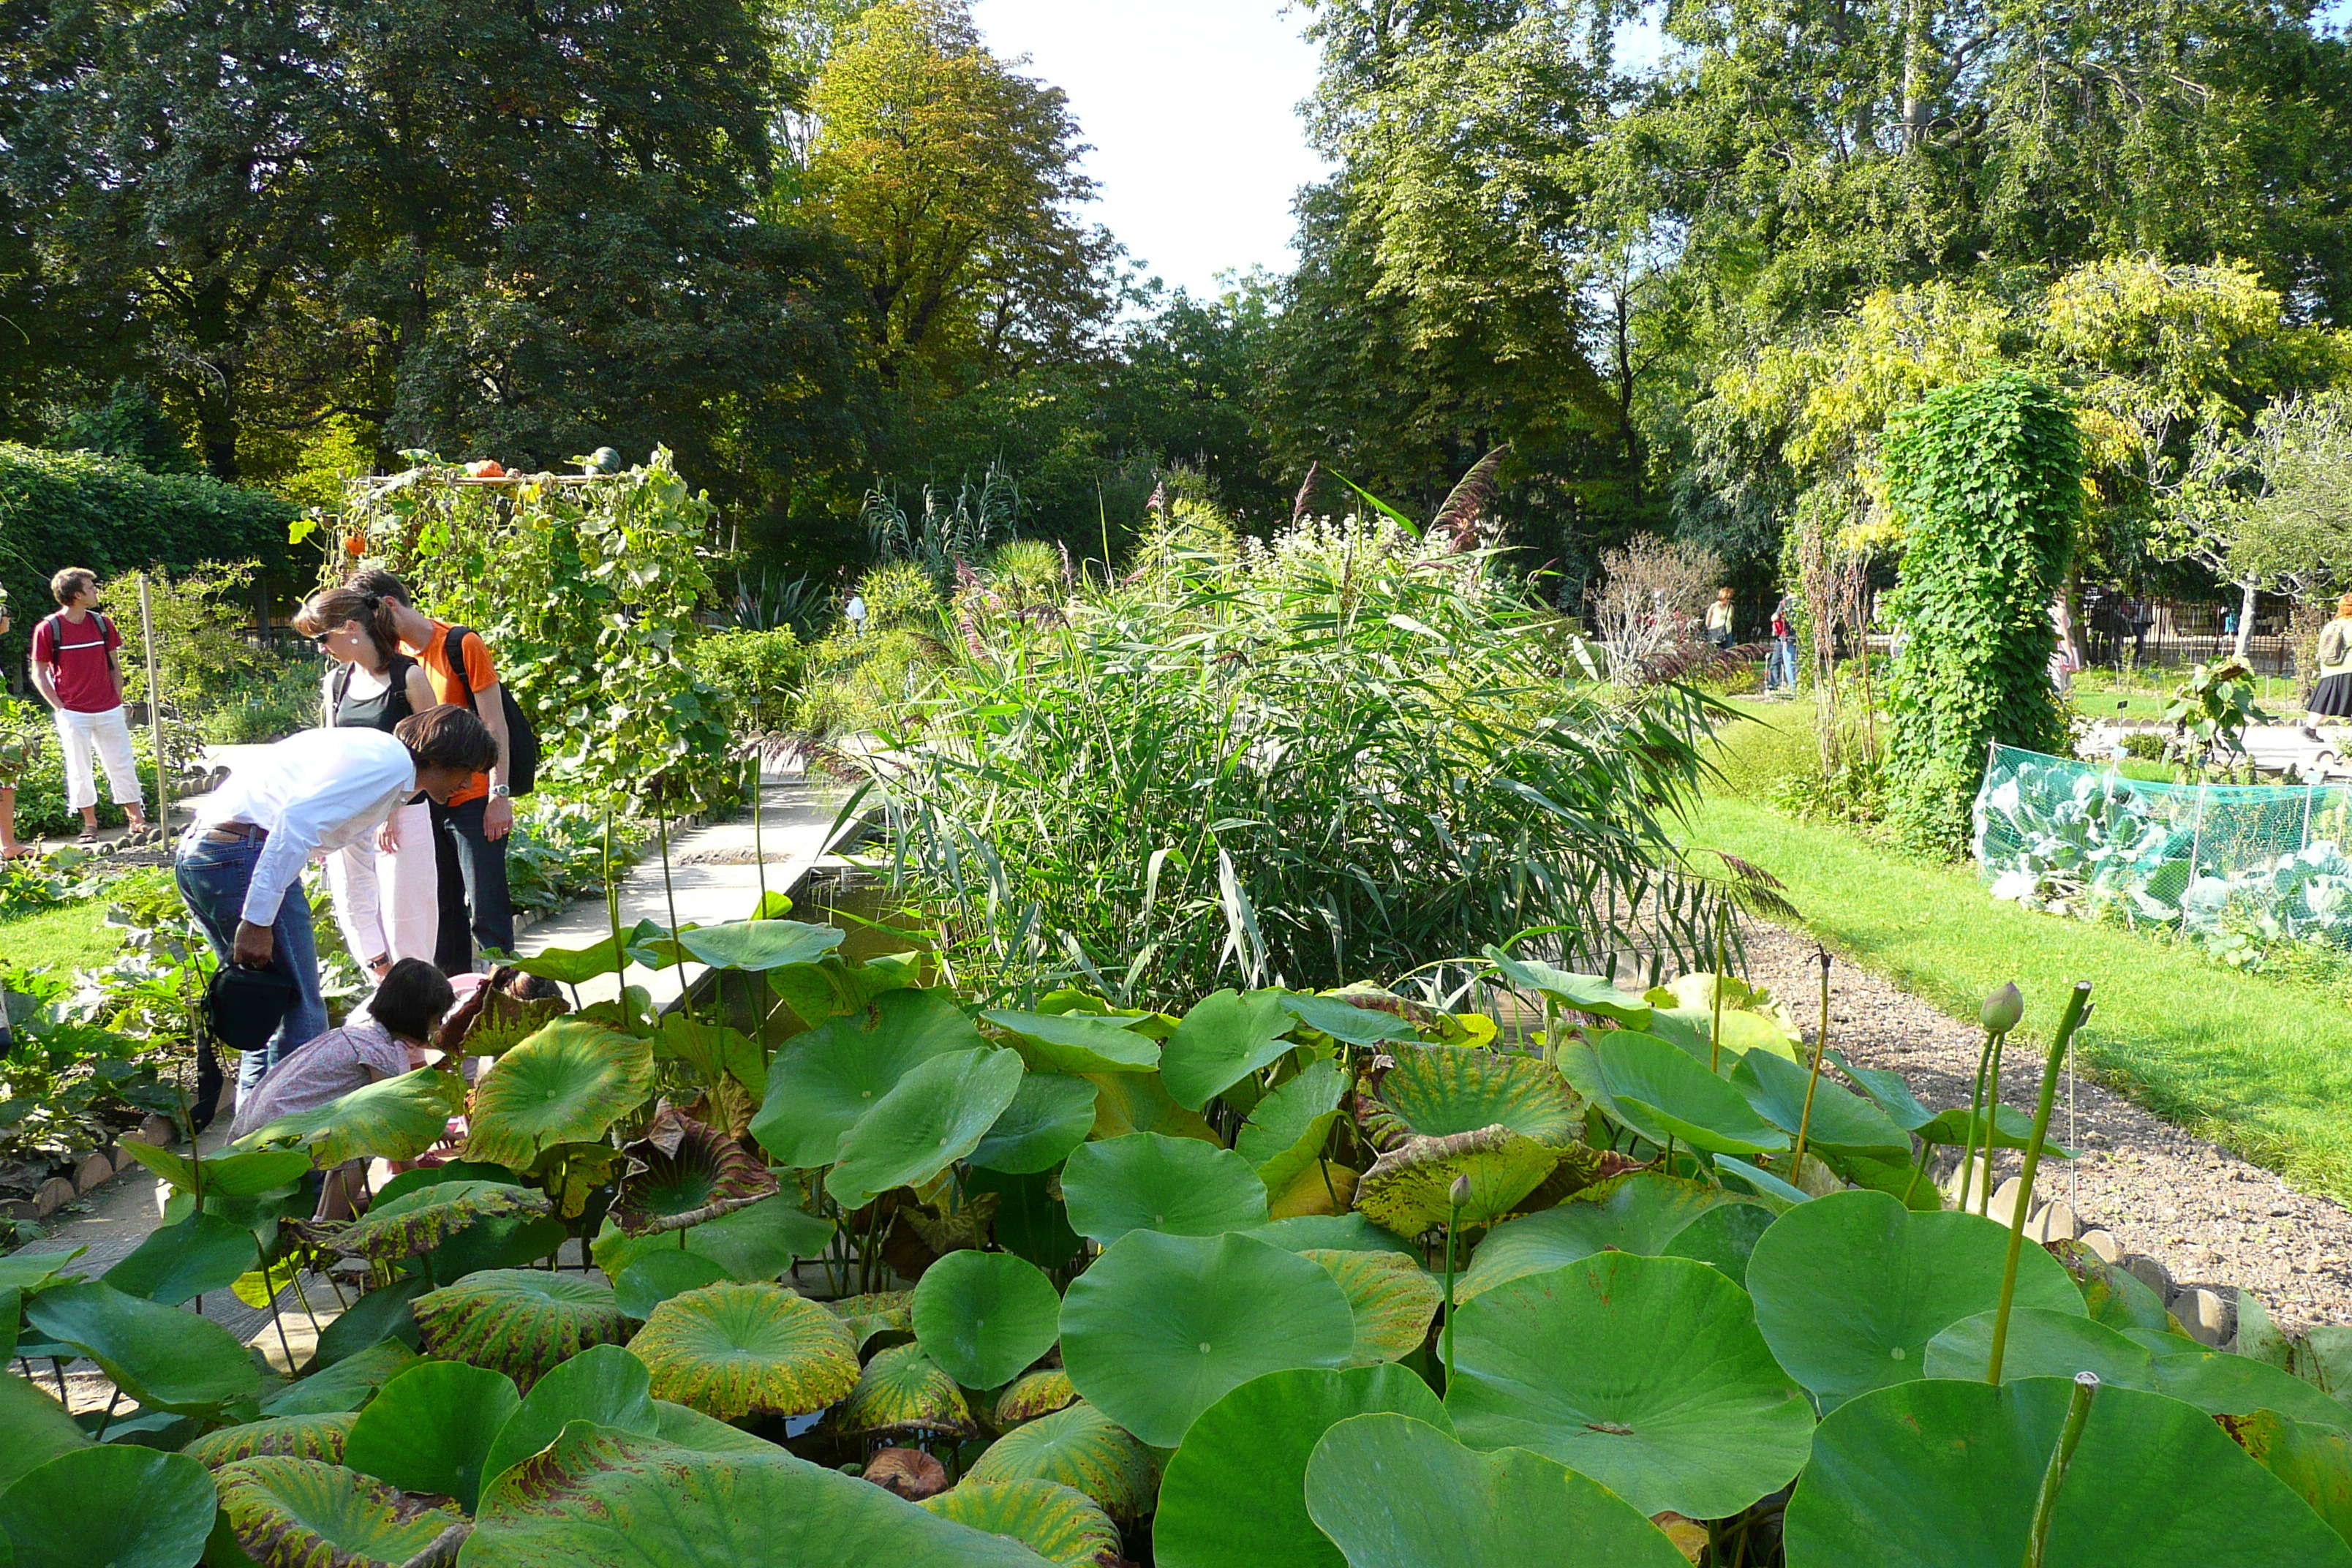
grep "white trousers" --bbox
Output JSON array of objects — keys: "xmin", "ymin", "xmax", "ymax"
[
  {"xmin": 53, "ymin": 705, "xmax": 143, "ymax": 811},
  {"xmin": 326, "ymin": 799, "xmax": 439, "ymax": 968}
]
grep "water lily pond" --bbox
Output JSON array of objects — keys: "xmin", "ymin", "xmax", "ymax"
[{"xmin": 3, "ymin": 912, "xmax": 2346, "ymax": 1567}]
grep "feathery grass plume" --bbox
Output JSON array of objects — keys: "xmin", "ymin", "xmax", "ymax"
[{"xmin": 1431, "ymin": 445, "xmax": 1509, "ymax": 552}]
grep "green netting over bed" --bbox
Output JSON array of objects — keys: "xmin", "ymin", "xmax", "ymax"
[{"xmin": 1973, "ymin": 745, "xmax": 2352, "ymax": 957}]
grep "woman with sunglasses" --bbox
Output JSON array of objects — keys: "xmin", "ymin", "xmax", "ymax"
[{"xmin": 291, "ymin": 586, "xmax": 439, "ymax": 979}]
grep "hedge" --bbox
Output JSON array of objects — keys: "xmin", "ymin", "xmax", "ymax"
[{"xmin": 0, "ymin": 444, "xmax": 297, "ymax": 680}]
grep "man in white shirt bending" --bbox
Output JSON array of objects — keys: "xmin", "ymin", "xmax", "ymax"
[{"xmin": 178, "ymin": 704, "xmax": 499, "ymax": 1098}]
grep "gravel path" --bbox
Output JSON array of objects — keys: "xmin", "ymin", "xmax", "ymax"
[{"xmin": 1741, "ymin": 921, "xmax": 2352, "ymax": 1334}]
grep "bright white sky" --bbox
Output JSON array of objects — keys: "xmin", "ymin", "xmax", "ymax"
[{"xmin": 969, "ymin": 0, "xmax": 1332, "ymax": 298}]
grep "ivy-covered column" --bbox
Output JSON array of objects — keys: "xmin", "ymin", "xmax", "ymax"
[{"xmin": 1882, "ymin": 372, "xmax": 2082, "ymax": 853}]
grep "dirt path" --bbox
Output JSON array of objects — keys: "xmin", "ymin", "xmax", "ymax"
[{"xmin": 1741, "ymin": 921, "xmax": 2352, "ymax": 1334}]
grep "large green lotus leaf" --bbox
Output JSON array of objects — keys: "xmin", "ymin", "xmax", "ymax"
[
  {"xmin": 649, "ymin": 1398, "xmax": 786, "ymax": 1455},
  {"xmin": 593, "ymin": 1194, "xmax": 835, "ymax": 1283},
  {"xmin": 970, "ymin": 1167, "xmax": 1082, "ymax": 1273},
  {"xmin": 965, "ymin": 1400, "xmax": 1160, "ymax": 1520},
  {"xmin": 1082, "ymin": 1069, "xmax": 1219, "ymax": 1143},
  {"xmin": 912, "ymin": 1249, "xmax": 1063, "ymax": 1390},
  {"xmin": 1744, "ymin": 1189, "xmax": 2086, "ymax": 1411},
  {"xmin": 995, "ymin": 1368, "xmax": 1079, "ymax": 1428},
  {"xmin": 513, "ymin": 936, "xmax": 627, "ymax": 986},
  {"xmin": 649, "ymin": 1014, "xmax": 767, "ymax": 1101},
  {"xmin": 826, "ymin": 1289, "xmax": 916, "ymax": 1349},
  {"xmin": 2048, "ymin": 1237, "xmax": 2175, "ymax": 1332},
  {"xmin": 1825, "ymin": 1048, "xmax": 1936, "ymax": 1131},
  {"xmin": 1275, "ymin": 992, "xmax": 1417, "ymax": 1044},
  {"xmin": 464, "ymin": 1422, "xmax": 1048, "ymax": 1567},
  {"xmin": 920, "ymin": 1478, "xmax": 1121, "ymax": 1567},
  {"xmin": 628, "ymin": 1281, "xmax": 859, "ymax": 1420},
  {"xmin": 2224, "ymin": 1409, "xmax": 2352, "ymax": 1548},
  {"xmin": 2156, "ymin": 1349, "xmax": 2352, "ymax": 1431},
  {"xmin": 612, "ymin": 1109, "xmax": 778, "ymax": 1235},
  {"xmin": 320, "ymin": 1180, "xmax": 554, "ymax": 1264},
  {"xmin": 1457, "ymin": 1173, "xmax": 1774, "ymax": 1303},
  {"xmin": 1484, "ymin": 949, "xmax": 1654, "ymax": 1026},
  {"xmin": 1304, "ymin": 1412, "xmax": 1689, "ymax": 1568},
  {"xmin": 1445, "ymin": 1253, "xmax": 1814, "ymax": 1520},
  {"xmin": 1577, "ymin": 1030, "xmax": 1789, "ymax": 1154},
  {"xmin": 1300, "ymin": 1249, "xmax": 1439, "ymax": 1366},
  {"xmin": 481, "ymin": 1344, "xmax": 660, "ymax": 1485},
  {"xmin": 835, "ymin": 1341, "xmax": 976, "ymax": 1439},
  {"xmin": 973, "ymin": 1072, "xmax": 1099, "ymax": 1175},
  {"xmin": 306, "ymin": 1276, "xmax": 426, "ymax": 1373},
  {"xmin": 113, "ymin": 1139, "xmax": 312, "ymax": 1198},
  {"xmin": 342, "ymin": 1358, "xmax": 520, "ymax": 1512},
  {"xmin": 1923, "ymin": 1306, "xmax": 2158, "ymax": 1387},
  {"xmin": 1730, "ymin": 1048, "xmax": 1912, "ymax": 1154},
  {"xmin": 1235, "ymin": 1059, "xmax": 1344, "ymax": 1196},
  {"xmin": 216, "ymin": 1455, "xmax": 470, "ymax": 1568},
  {"xmin": 412, "ymin": 1268, "xmax": 633, "ymax": 1389},
  {"xmin": 238, "ymin": 1066, "xmax": 468, "ymax": 1166},
  {"xmin": 1245, "ymin": 1214, "xmax": 1421, "ymax": 1258},
  {"xmin": 1360, "ymin": 1044, "xmax": 1580, "ymax": 1150},
  {"xmin": 825, "ymin": 1046, "xmax": 1026, "ymax": 1210},
  {"xmin": 1155, "ymin": 1365, "xmax": 1449, "ymax": 1568},
  {"xmin": 464, "ymin": 1022, "xmax": 655, "ymax": 1169},
  {"xmin": 1158, "ymin": 990, "xmax": 1297, "ymax": 1110},
  {"xmin": 1784, "ymin": 1376, "xmax": 2352, "ymax": 1567},
  {"xmin": 752, "ymin": 989, "xmax": 990, "ymax": 1167},
  {"xmin": 185, "ymin": 1412, "xmax": 358, "ymax": 1469},
  {"xmin": 99, "ymin": 1210, "xmax": 252, "ymax": 1305},
  {"xmin": 676, "ymin": 918, "xmax": 845, "ymax": 972},
  {"xmin": 1061, "ymin": 1133, "xmax": 1270, "ymax": 1245},
  {"xmin": 1060, "ymin": 1229, "xmax": 1354, "ymax": 1447},
  {"xmin": 24, "ymin": 1279, "xmax": 257, "ymax": 1417},
  {"xmin": 984, "ymin": 1010, "xmax": 1162, "ymax": 1074},
  {"xmin": 613, "ymin": 1251, "xmax": 732, "ymax": 1320},
  {"xmin": 0, "ymin": 1447, "xmax": 216, "ymax": 1568},
  {"xmin": 261, "ymin": 1339, "xmax": 420, "ymax": 1417},
  {"xmin": 0, "ymin": 1376, "xmax": 85, "ymax": 1492},
  {"xmin": 1353, "ymin": 1126, "xmax": 1558, "ymax": 1235}
]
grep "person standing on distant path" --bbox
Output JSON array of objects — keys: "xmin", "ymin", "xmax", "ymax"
[
  {"xmin": 1706, "ymin": 586, "xmax": 1736, "ymax": 651},
  {"xmin": 294, "ymin": 584, "xmax": 440, "ymax": 980},
  {"xmin": 27, "ymin": 568, "xmax": 152, "ymax": 845},
  {"xmin": 1766, "ymin": 595, "xmax": 1798, "ymax": 696},
  {"xmin": 2310, "ymin": 592, "xmax": 2352, "ymax": 720},
  {"xmin": 346, "ymin": 570, "xmax": 517, "ymax": 971},
  {"xmin": 178, "ymin": 705, "xmax": 497, "ymax": 1099}
]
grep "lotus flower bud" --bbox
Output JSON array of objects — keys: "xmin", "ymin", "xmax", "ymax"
[
  {"xmin": 1981, "ymin": 983, "xmax": 2024, "ymax": 1036},
  {"xmin": 1449, "ymin": 1175, "xmax": 1472, "ymax": 1210}
]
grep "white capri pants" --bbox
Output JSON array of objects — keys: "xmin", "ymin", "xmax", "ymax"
[
  {"xmin": 54, "ymin": 705, "xmax": 143, "ymax": 811},
  {"xmin": 326, "ymin": 799, "xmax": 439, "ymax": 968}
]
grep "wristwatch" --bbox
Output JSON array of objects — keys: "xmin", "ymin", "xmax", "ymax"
[{"xmin": 489, "ymin": 785, "xmax": 511, "ymax": 799}]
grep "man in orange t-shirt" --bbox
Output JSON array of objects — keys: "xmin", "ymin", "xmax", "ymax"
[{"xmin": 347, "ymin": 570, "xmax": 516, "ymax": 971}]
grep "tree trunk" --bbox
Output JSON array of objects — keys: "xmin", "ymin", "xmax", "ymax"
[{"xmin": 2233, "ymin": 581, "xmax": 2259, "ymax": 662}]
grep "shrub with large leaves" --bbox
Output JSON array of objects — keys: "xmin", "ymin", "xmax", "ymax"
[
  {"xmin": 465, "ymin": 1020, "xmax": 655, "ymax": 1169},
  {"xmin": 628, "ymin": 1281, "xmax": 860, "ymax": 1421},
  {"xmin": 412, "ymin": 1269, "xmax": 633, "ymax": 1390}
]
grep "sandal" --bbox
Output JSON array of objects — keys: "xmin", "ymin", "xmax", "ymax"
[{"xmin": 75, "ymin": 830, "xmax": 97, "ymax": 845}]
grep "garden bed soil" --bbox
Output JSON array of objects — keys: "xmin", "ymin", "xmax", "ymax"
[{"xmin": 1741, "ymin": 920, "xmax": 2352, "ymax": 1333}]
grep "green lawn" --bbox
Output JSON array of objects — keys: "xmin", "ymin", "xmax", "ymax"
[
  {"xmin": 1684, "ymin": 790, "xmax": 2352, "ymax": 1205},
  {"xmin": 0, "ymin": 900, "xmax": 120, "ymax": 975}
]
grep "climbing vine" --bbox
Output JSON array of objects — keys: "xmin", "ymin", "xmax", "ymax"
[
  {"xmin": 1881, "ymin": 373, "xmax": 2082, "ymax": 853},
  {"xmin": 344, "ymin": 448, "xmax": 734, "ymax": 807}
]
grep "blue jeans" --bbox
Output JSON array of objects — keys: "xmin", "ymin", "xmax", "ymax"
[
  {"xmin": 175, "ymin": 835, "xmax": 327, "ymax": 1098},
  {"xmin": 1768, "ymin": 637, "xmax": 1798, "ymax": 692}
]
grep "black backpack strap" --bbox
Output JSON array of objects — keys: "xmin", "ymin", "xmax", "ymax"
[{"xmin": 444, "ymin": 624, "xmax": 476, "ymax": 711}]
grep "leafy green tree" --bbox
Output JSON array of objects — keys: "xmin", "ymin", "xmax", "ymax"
[{"xmin": 805, "ymin": 0, "xmax": 1115, "ymax": 393}]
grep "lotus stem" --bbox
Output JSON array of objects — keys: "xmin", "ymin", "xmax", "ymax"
[
  {"xmin": 1977, "ymin": 1033, "xmax": 2008, "ymax": 1217},
  {"xmin": 603, "ymin": 801, "xmax": 633, "ymax": 1034},
  {"xmin": 656, "ymin": 802, "xmax": 696, "ymax": 1032},
  {"xmin": 751, "ymin": 753, "xmax": 767, "ymax": 913},
  {"xmin": 1709, "ymin": 907, "xmax": 1729, "ymax": 1074},
  {"xmin": 1961, "ymin": 1028, "xmax": 1998, "ymax": 1215},
  {"xmin": 1791, "ymin": 949, "xmax": 1832, "ymax": 1176},
  {"xmin": 1441, "ymin": 1175, "xmax": 1469, "ymax": 1392},
  {"xmin": 94, "ymin": 1387, "xmax": 120, "ymax": 1441},
  {"xmin": 2023, "ymin": 1373, "xmax": 2100, "ymax": 1567},
  {"xmin": 1986, "ymin": 982, "xmax": 2093, "ymax": 1384},
  {"xmin": 256, "ymin": 1239, "xmax": 297, "ymax": 1374}
]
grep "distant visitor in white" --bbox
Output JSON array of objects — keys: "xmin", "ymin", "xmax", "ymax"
[
  {"xmin": 26, "ymin": 566, "xmax": 152, "ymax": 845},
  {"xmin": 174, "ymin": 706, "xmax": 500, "ymax": 1101}
]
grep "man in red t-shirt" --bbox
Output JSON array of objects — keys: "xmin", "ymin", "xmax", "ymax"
[{"xmin": 28, "ymin": 568, "xmax": 151, "ymax": 843}]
